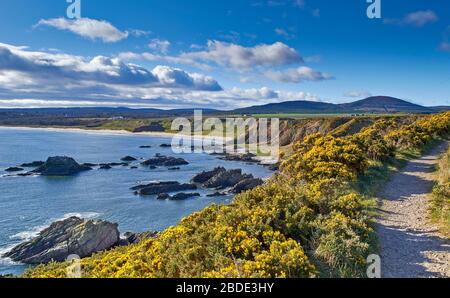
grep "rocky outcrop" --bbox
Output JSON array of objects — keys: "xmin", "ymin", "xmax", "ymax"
[
  {"xmin": 121, "ymin": 156, "xmax": 137, "ymax": 162},
  {"xmin": 141, "ymin": 155, "xmax": 189, "ymax": 167},
  {"xmin": 2, "ymin": 217, "xmax": 120, "ymax": 264},
  {"xmin": 192, "ymin": 167, "xmax": 226, "ymax": 184},
  {"xmin": 157, "ymin": 193, "xmax": 200, "ymax": 200},
  {"xmin": 160, "ymin": 144, "xmax": 172, "ymax": 148},
  {"xmin": 192, "ymin": 167, "xmax": 265, "ymax": 193},
  {"xmin": 120, "ymin": 231, "xmax": 158, "ymax": 246},
  {"xmin": 20, "ymin": 161, "xmax": 45, "ymax": 168},
  {"xmin": 203, "ymin": 169, "xmax": 252, "ymax": 189},
  {"xmin": 231, "ymin": 178, "xmax": 264, "ymax": 194},
  {"xmin": 219, "ymin": 153, "xmax": 259, "ymax": 163},
  {"xmin": 31, "ymin": 157, "xmax": 92, "ymax": 176},
  {"xmin": 5, "ymin": 167, "xmax": 24, "ymax": 172},
  {"xmin": 139, "ymin": 145, "xmax": 152, "ymax": 148},
  {"xmin": 131, "ymin": 181, "xmax": 197, "ymax": 196}
]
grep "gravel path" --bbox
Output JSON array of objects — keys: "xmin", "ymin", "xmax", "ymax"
[{"xmin": 377, "ymin": 142, "xmax": 450, "ymax": 278}]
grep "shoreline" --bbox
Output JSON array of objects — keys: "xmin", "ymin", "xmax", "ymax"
[{"xmin": 0, "ymin": 125, "xmax": 229, "ymax": 142}]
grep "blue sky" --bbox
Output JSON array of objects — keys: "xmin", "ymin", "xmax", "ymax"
[{"xmin": 0, "ymin": 0, "xmax": 449, "ymax": 109}]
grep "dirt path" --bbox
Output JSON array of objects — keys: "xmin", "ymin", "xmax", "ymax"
[{"xmin": 377, "ymin": 142, "xmax": 450, "ymax": 278}]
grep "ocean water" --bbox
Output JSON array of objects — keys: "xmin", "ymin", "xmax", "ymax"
[{"xmin": 0, "ymin": 127, "xmax": 273, "ymax": 275}]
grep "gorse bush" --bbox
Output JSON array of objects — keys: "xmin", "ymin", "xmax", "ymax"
[{"xmin": 25, "ymin": 112, "xmax": 450, "ymax": 278}]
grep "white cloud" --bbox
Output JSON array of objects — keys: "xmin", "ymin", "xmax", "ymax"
[
  {"xmin": 274, "ymin": 28, "xmax": 295, "ymax": 39},
  {"xmin": 180, "ymin": 40, "xmax": 302, "ymax": 69},
  {"xmin": 148, "ymin": 39, "xmax": 171, "ymax": 54},
  {"xmin": 384, "ymin": 10, "xmax": 438, "ymax": 27},
  {"xmin": 36, "ymin": 18, "xmax": 129, "ymax": 43},
  {"xmin": 0, "ymin": 42, "xmax": 323, "ymax": 109},
  {"xmin": 265, "ymin": 66, "xmax": 333, "ymax": 83}
]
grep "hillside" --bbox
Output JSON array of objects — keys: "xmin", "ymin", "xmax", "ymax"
[{"xmin": 232, "ymin": 96, "xmax": 433, "ymax": 115}]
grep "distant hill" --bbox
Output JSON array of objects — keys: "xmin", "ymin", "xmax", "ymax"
[
  {"xmin": 232, "ymin": 96, "xmax": 433, "ymax": 115},
  {"xmin": 339, "ymin": 96, "xmax": 431, "ymax": 113}
]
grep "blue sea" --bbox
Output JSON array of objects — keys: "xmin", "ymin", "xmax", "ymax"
[{"xmin": 0, "ymin": 127, "xmax": 273, "ymax": 275}]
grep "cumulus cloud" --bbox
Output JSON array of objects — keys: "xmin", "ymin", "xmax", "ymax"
[
  {"xmin": 0, "ymin": 43, "xmax": 222, "ymax": 101},
  {"xmin": 180, "ymin": 40, "xmax": 303, "ymax": 69},
  {"xmin": 0, "ymin": 42, "xmax": 322, "ymax": 109},
  {"xmin": 35, "ymin": 18, "xmax": 129, "ymax": 42},
  {"xmin": 344, "ymin": 91, "xmax": 372, "ymax": 98},
  {"xmin": 265, "ymin": 66, "xmax": 333, "ymax": 83},
  {"xmin": 148, "ymin": 39, "xmax": 171, "ymax": 54},
  {"xmin": 384, "ymin": 10, "xmax": 438, "ymax": 27}
]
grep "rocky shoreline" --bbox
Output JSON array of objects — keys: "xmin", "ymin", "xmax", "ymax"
[{"xmin": 2, "ymin": 216, "xmax": 158, "ymax": 265}]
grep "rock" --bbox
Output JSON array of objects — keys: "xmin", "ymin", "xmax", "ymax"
[
  {"xmin": 5, "ymin": 167, "xmax": 24, "ymax": 172},
  {"xmin": 130, "ymin": 166, "xmax": 138, "ymax": 169},
  {"xmin": 121, "ymin": 231, "xmax": 158, "ymax": 245},
  {"xmin": 139, "ymin": 145, "xmax": 152, "ymax": 149},
  {"xmin": 82, "ymin": 163, "xmax": 98, "ymax": 167},
  {"xmin": 131, "ymin": 181, "xmax": 197, "ymax": 196},
  {"xmin": 31, "ymin": 157, "xmax": 92, "ymax": 176},
  {"xmin": 99, "ymin": 165, "xmax": 112, "ymax": 170},
  {"xmin": 203, "ymin": 169, "xmax": 252, "ymax": 189},
  {"xmin": 160, "ymin": 144, "xmax": 172, "ymax": 148},
  {"xmin": 141, "ymin": 155, "xmax": 189, "ymax": 167},
  {"xmin": 157, "ymin": 193, "xmax": 171, "ymax": 200},
  {"xmin": 191, "ymin": 167, "xmax": 226, "ymax": 184},
  {"xmin": 219, "ymin": 153, "xmax": 259, "ymax": 163},
  {"xmin": 231, "ymin": 178, "xmax": 264, "ymax": 194},
  {"xmin": 171, "ymin": 193, "xmax": 200, "ymax": 200},
  {"xmin": 121, "ymin": 156, "xmax": 137, "ymax": 162},
  {"xmin": 157, "ymin": 192, "xmax": 200, "ymax": 200},
  {"xmin": 2, "ymin": 217, "xmax": 120, "ymax": 264},
  {"xmin": 20, "ymin": 161, "xmax": 45, "ymax": 168},
  {"xmin": 206, "ymin": 192, "xmax": 228, "ymax": 197},
  {"xmin": 168, "ymin": 167, "xmax": 180, "ymax": 171},
  {"xmin": 265, "ymin": 163, "xmax": 280, "ymax": 171}
]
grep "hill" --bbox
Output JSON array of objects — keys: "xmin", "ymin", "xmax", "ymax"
[{"xmin": 232, "ymin": 96, "xmax": 433, "ymax": 115}]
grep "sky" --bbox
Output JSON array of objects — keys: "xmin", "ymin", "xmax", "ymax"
[{"xmin": 0, "ymin": 0, "xmax": 449, "ymax": 109}]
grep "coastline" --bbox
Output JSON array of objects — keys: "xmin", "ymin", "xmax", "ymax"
[{"xmin": 0, "ymin": 126, "xmax": 229, "ymax": 142}]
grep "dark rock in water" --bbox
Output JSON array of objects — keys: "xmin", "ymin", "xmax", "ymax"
[
  {"xmin": 160, "ymin": 144, "xmax": 172, "ymax": 148},
  {"xmin": 131, "ymin": 181, "xmax": 197, "ymax": 196},
  {"xmin": 150, "ymin": 166, "xmax": 157, "ymax": 169},
  {"xmin": 2, "ymin": 217, "xmax": 120, "ymax": 264},
  {"xmin": 82, "ymin": 163, "xmax": 98, "ymax": 167},
  {"xmin": 130, "ymin": 166, "xmax": 138, "ymax": 169},
  {"xmin": 168, "ymin": 167, "xmax": 180, "ymax": 171},
  {"xmin": 99, "ymin": 165, "xmax": 112, "ymax": 170},
  {"xmin": 20, "ymin": 161, "xmax": 45, "ymax": 168},
  {"xmin": 5, "ymin": 167, "xmax": 24, "ymax": 172},
  {"xmin": 231, "ymin": 178, "xmax": 264, "ymax": 194},
  {"xmin": 203, "ymin": 169, "xmax": 252, "ymax": 189},
  {"xmin": 139, "ymin": 145, "xmax": 152, "ymax": 149},
  {"xmin": 31, "ymin": 157, "xmax": 92, "ymax": 176},
  {"xmin": 157, "ymin": 192, "xmax": 200, "ymax": 200},
  {"xmin": 141, "ymin": 155, "xmax": 189, "ymax": 167},
  {"xmin": 219, "ymin": 153, "xmax": 259, "ymax": 163},
  {"xmin": 120, "ymin": 231, "xmax": 158, "ymax": 245},
  {"xmin": 171, "ymin": 193, "xmax": 200, "ymax": 200},
  {"xmin": 157, "ymin": 193, "xmax": 171, "ymax": 200},
  {"xmin": 121, "ymin": 156, "xmax": 137, "ymax": 162},
  {"xmin": 265, "ymin": 163, "xmax": 280, "ymax": 171},
  {"xmin": 191, "ymin": 167, "xmax": 226, "ymax": 184},
  {"xmin": 206, "ymin": 192, "xmax": 228, "ymax": 197},
  {"xmin": 17, "ymin": 172, "xmax": 35, "ymax": 177}
]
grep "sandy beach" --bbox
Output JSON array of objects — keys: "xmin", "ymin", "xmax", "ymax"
[{"xmin": 0, "ymin": 126, "xmax": 229, "ymax": 142}]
